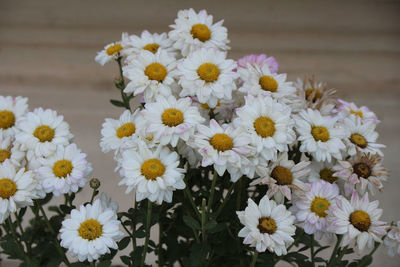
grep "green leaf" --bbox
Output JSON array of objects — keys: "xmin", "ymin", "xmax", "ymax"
[
  {"xmin": 110, "ymin": 99, "xmax": 125, "ymax": 107},
  {"xmin": 204, "ymin": 219, "xmax": 217, "ymax": 231},
  {"xmin": 183, "ymin": 215, "xmax": 200, "ymax": 230},
  {"xmin": 120, "ymin": 255, "xmax": 131, "ymax": 265},
  {"xmin": 118, "ymin": 236, "xmax": 131, "ymax": 250},
  {"xmin": 97, "ymin": 260, "xmax": 112, "ymax": 267}
]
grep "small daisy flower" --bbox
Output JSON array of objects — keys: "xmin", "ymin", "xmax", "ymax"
[
  {"xmin": 251, "ymin": 152, "xmax": 310, "ymax": 204},
  {"xmin": 177, "ymin": 48, "xmax": 237, "ymax": 108},
  {"xmin": 0, "ymin": 132, "xmax": 25, "ymax": 168},
  {"xmin": 236, "ymin": 195, "xmax": 296, "ymax": 255},
  {"xmin": 95, "ymin": 42, "xmax": 123, "ymax": 66},
  {"xmin": 237, "ymin": 53, "xmax": 279, "ymax": 74},
  {"xmin": 384, "ymin": 221, "xmax": 400, "ymax": 257},
  {"xmin": 120, "ymin": 141, "xmax": 185, "ymax": 204},
  {"xmin": 0, "ymin": 96, "xmax": 28, "ymax": 138},
  {"xmin": 291, "ymin": 180, "xmax": 339, "ymax": 239},
  {"xmin": 60, "ymin": 198, "xmax": 124, "ymax": 262},
  {"xmin": 123, "ymin": 49, "xmax": 177, "ymax": 103},
  {"xmin": 295, "ymin": 109, "xmax": 346, "ymax": 162},
  {"xmin": 336, "ymin": 99, "xmax": 380, "ymax": 124},
  {"xmin": 0, "ymin": 161, "xmax": 38, "ymax": 223},
  {"xmin": 139, "ymin": 95, "xmax": 205, "ymax": 147},
  {"xmin": 327, "ymin": 191, "xmax": 387, "ymax": 253},
  {"xmin": 169, "ymin": 8, "xmax": 229, "ymax": 56},
  {"xmin": 308, "ymin": 159, "xmax": 339, "ymax": 184}
]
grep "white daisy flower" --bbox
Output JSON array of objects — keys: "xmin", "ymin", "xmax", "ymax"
[
  {"xmin": 123, "ymin": 49, "xmax": 177, "ymax": 103},
  {"xmin": 169, "ymin": 8, "xmax": 229, "ymax": 56},
  {"xmin": 0, "ymin": 161, "xmax": 38, "ymax": 223},
  {"xmin": 120, "ymin": 141, "xmax": 185, "ymax": 204},
  {"xmin": 291, "ymin": 180, "xmax": 339, "ymax": 239},
  {"xmin": 384, "ymin": 221, "xmax": 400, "ymax": 257},
  {"xmin": 233, "ymin": 95, "xmax": 295, "ymax": 161},
  {"xmin": 236, "ymin": 195, "xmax": 296, "ymax": 255},
  {"xmin": 95, "ymin": 42, "xmax": 123, "ymax": 66},
  {"xmin": 0, "ymin": 132, "xmax": 25, "ymax": 168},
  {"xmin": 139, "ymin": 95, "xmax": 205, "ymax": 147},
  {"xmin": 60, "ymin": 198, "xmax": 124, "ymax": 262},
  {"xmin": 251, "ymin": 152, "xmax": 310, "ymax": 204},
  {"xmin": 15, "ymin": 108, "xmax": 73, "ymax": 157},
  {"xmin": 295, "ymin": 109, "xmax": 346, "ymax": 162},
  {"xmin": 177, "ymin": 48, "xmax": 237, "ymax": 108},
  {"xmin": 0, "ymin": 96, "xmax": 28, "ymax": 138},
  {"xmin": 308, "ymin": 159, "xmax": 339, "ymax": 184},
  {"xmin": 327, "ymin": 191, "xmax": 387, "ymax": 253},
  {"xmin": 336, "ymin": 99, "xmax": 380, "ymax": 124}
]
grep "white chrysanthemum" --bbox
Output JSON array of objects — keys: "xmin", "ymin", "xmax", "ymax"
[
  {"xmin": 234, "ymin": 95, "xmax": 295, "ymax": 161},
  {"xmin": 138, "ymin": 95, "xmax": 205, "ymax": 147},
  {"xmin": 236, "ymin": 195, "xmax": 296, "ymax": 255},
  {"xmin": 336, "ymin": 99, "xmax": 380, "ymax": 125},
  {"xmin": 0, "ymin": 161, "xmax": 38, "ymax": 223},
  {"xmin": 308, "ymin": 159, "xmax": 339, "ymax": 184},
  {"xmin": 120, "ymin": 141, "xmax": 185, "ymax": 204},
  {"xmin": 60, "ymin": 198, "xmax": 123, "ymax": 262},
  {"xmin": 0, "ymin": 132, "xmax": 25, "ymax": 168},
  {"xmin": 192, "ymin": 119, "xmax": 252, "ymax": 182},
  {"xmin": 295, "ymin": 109, "xmax": 346, "ymax": 162},
  {"xmin": 100, "ymin": 109, "xmax": 142, "ymax": 153},
  {"xmin": 95, "ymin": 42, "xmax": 123, "ymax": 66},
  {"xmin": 36, "ymin": 144, "xmax": 92, "ymax": 197},
  {"xmin": 0, "ymin": 96, "xmax": 28, "ymax": 138},
  {"xmin": 251, "ymin": 152, "xmax": 310, "ymax": 204},
  {"xmin": 327, "ymin": 191, "xmax": 387, "ymax": 252},
  {"xmin": 342, "ymin": 117, "xmax": 384, "ymax": 157},
  {"xmin": 169, "ymin": 8, "xmax": 229, "ymax": 56},
  {"xmin": 15, "ymin": 108, "xmax": 73, "ymax": 157},
  {"xmin": 384, "ymin": 221, "xmax": 400, "ymax": 257},
  {"xmin": 177, "ymin": 48, "xmax": 237, "ymax": 108},
  {"xmin": 123, "ymin": 49, "xmax": 177, "ymax": 103},
  {"xmin": 291, "ymin": 180, "xmax": 339, "ymax": 239}
]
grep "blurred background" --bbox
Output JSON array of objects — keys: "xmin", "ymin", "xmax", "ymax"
[{"xmin": 1, "ymin": 0, "xmax": 399, "ymax": 266}]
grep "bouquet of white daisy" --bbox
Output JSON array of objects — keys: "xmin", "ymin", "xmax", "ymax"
[{"xmin": 0, "ymin": 8, "xmax": 399, "ymax": 267}]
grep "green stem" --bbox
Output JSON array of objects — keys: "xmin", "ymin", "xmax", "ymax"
[
  {"xmin": 115, "ymin": 55, "xmax": 131, "ymax": 111},
  {"xmin": 213, "ymin": 183, "xmax": 235, "ymax": 220},
  {"xmin": 184, "ymin": 178, "xmax": 202, "ymax": 220},
  {"xmin": 250, "ymin": 250, "xmax": 258, "ymax": 267},
  {"xmin": 90, "ymin": 260, "xmax": 96, "ymax": 267},
  {"xmin": 89, "ymin": 189, "xmax": 97, "ymax": 204},
  {"xmin": 310, "ymin": 235, "xmax": 315, "ymax": 267},
  {"xmin": 207, "ymin": 171, "xmax": 218, "ymax": 213},
  {"xmin": 14, "ymin": 213, "xmax": 32, "ymax": 256},
  {"xmin": 6, "ymin": 217, "xmax": 29, "ymax": 262},
  {"xmin": 158, "ymin": 205, "xmax": 163, "ymax": 267},
  {"xmin": 201, "ymin": 198, "xmax": 207, "ymax": 243},
  {"xmin": 131, "ymin": 199, "xmax": 137, "ymax": 250},
  {"xmin": 140, "ymin": 200, "xmax": 152, "ymax": 267},
  {"xmin": 327, "ymin": 235, "xmax": 343, "ymax": 267},
  {"xmin": 236, "ymin": 177, "xmax": 243, "ymax": 211}
]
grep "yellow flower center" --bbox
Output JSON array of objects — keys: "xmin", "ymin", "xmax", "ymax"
[
  {"xmin": 257, "ymin": 217, "xmax": 277, "ymax": 234},
  {"xmin": 350, "ymin": 109, "xmax": 363, "ymax": 118},
  {"xmin": 106, "ymin": 43, "xmax": 123, "ymax": 56},
  {"xmin": 53, "ymin": 160, "xmax": 73, "ymax": 178},
  {"xmin": 116, "ymin": 123, "xmax": 136, "ymax": 138},
  {"xmin": 0, "ymin": 110, "xmax": 15, "ymax": 129},
  {"xmin": 259, "ymin": 75, "xmax": 278, "ymax": 92},
  {"xmin": 161, "ymin": 108, "xmax": 184, "ymax": 127},
  {"xmin": 271, "ymin": 166, "xmax": 293, "ymax": 185},
  {"xmin": 311, "ymin": 126, "xmax": 330, "ymax": 142},
  {"xmin": 0, "ymin": 178, "xmax": 17, "ymax": 199},
  {"xmin": 78, "ymin": 219, "xmax": 103, "ymax": 240},
  {"xmin": 350, "ymin": 133, "xmax": 367, "ymax": 149},
  {"xmin": 190, "ymin": 24, "xmax": 211, "ymax": 42},
  {"xmin": 253, "ymin": 117, "xmax": 275, "ymax": 138},
  {"xmin": 305, "ymin": 88, "xmax": 322, "ymax": 101},
  {"xmin": 33, "ymin": 125, "xmax": 55, "ymax": 143},
  {"xmin": 141, "ymin": 158, "xmax": 165, "ymax": 180},
  {"xmin": 353, "ymin": 162, "xmax": 371, "ymax": 178},
  {"xmin": 350, "ymin": 210, "xmax": 371, "ymax": 232},
  {"xmin": 210, "ymin": 133, "xmax": 233, "ymax": 152},
  {"xmin": 197, "ymin": 63, "xmax": 220, "ymax": 82},
  {"xmin": 319, "ymin": 168, "xmax": 337, "ymax": 183},
  {"xmin": 200, "ymin": 101, "xmax": 220, "ymax": 110},
  {"xmin": 310, "ymin": 197, "xmax": 330, "ymax": 217},
  {"xmin": 145, "ymin": 63, "xmax": 167, "ymax": 82},
  {"xmin": 0, "ymin": 149, "xmax": 11, "ymax": 163},
  {"xmin": 143, "ymin": 43, "xmax": 160, "ymax": 54}
]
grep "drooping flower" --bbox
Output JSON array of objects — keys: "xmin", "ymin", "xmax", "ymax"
[
  {"xmin": 384, "ymin": 221, "xmax": 400, "ymax": 257},
  {"xmin": 336, "ymin": 99, "xmax": 380, "ymax": 125},
  {"xmin": 95, "ymin": 42, "xmax": 124, "ymax": 66}
]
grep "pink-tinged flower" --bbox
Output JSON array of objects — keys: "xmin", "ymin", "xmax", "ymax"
[
  {"xmin": 237, "ymin": 54, "xmax": 279, "ymax": 73},
  {"xmin": 384, "ymin": 221, "xmax": 400, "ymax": 257},
  {"xmin": 335, "ymin": 99, "xmax": 380, "ymax": 125}
]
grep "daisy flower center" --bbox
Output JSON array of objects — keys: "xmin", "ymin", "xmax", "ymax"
[
  {"xmin": 116, "ymin": 123, "xmax": 136, "ymax": 138},
  {"xmin": 162, "ymin": 108, "xmax": 184, "ymax": 127},
  {"xmin": 143, "ymin": 43, "xmax": 160, "ymax": 54},
  {"xmin": 350, "ymin": 210, "xmax": 371, "ymax": 232},
  {"xmin": 106, "ymin": 43, "xmax": 123, "ymax": 56},
  {"xmin": 353, "ymin": 162, "xmax": 371, "ymax": 178},
  {"xmin": 305, "ymin": 88, "xmax": 322, "ymax": 101},
  {"xmin": 271, "ymin": 166, "xmax": 293, "ymax": 185},
  {"xmin": 350, "ymin": 133, "xmax": 367, "ymax": 148},
  {"xmin": 78, "ymin": 219, "xmax": 103, "ymax": 240},
  {"xmin": 259, "ymin": 75, "xmax": 278, "ymax": 92},
  {"xmin": 190, "ymin": 24, "xmax": 211, "ymax": 42},
  {"xmin": 254, "ymin": 117, "xmax": 275, "ymax": 138},
  {"xmin": 319, "ymin": 168, "xmax": 337, "ymax": 183},
  {"xmin": 311, "ymin": 197, "xmax": 330, "ymax": 217},
  {"xmin": 201, "ymin": 101, "xmax": 220, "ymax": 110},
  {"xmin": 257, "ymin": 217, "xmax": 277, "ymax": 234},
  {"xmin": 141, "ymin": 158, "xmax": 166, "ymax": 180},
  {"xmin": 350, "ymin": 109, "xmax": 363, "ymax": 118},
  {"xmin": 311, "ymin": 126, "xmax": 330, "ymax": 142},
  {"xmin": 0, "ymin": 110, "xmax": 15, "ymax": 129},
  {"xmin": 0, "ymin": 149, "xmax": 11, "ymax": 163},
  {"xmin": 197, "ymin": 63, "xmax": 220, "ymax": 82},
  {"xmin": 34, "ymin": 125, "xmax": 55, "ymax": 142},
  {"xmin": 53, "ymin": 160, "xmax": 73, "ymax": 178},
  {"xmin": 0, "ymin": 178, "xmax": 17, "ymax": 199},
  {"xmin": 210, "ymin": 133, "xmax": 233, "ymax": 152},
  {"xmin": 145, "ymin": 63, "xmax": 167, "ymax": 82}
]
